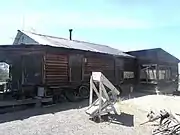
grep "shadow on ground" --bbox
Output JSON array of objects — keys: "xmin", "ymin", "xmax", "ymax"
[
  {"xmin": 0, "ymin": 91, "xmax": 150, "ymax": 125},
  {"xmin": 0, "ymin": 99, "xmax": 89, "ymax": 124},
  {"xmin": 109, "ymin": 113, "xmax": 134, "ymax": 127},
  {"xmin": 90, "ymin": 112, "xmax": 134, "ymax": 127}
]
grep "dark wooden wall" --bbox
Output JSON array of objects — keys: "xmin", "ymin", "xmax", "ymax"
[
  {"xmin": 42, "ymin": 49, "xmax": 136, "ymax": 89},
  {"xmin": 2, "ymin": 45, "xmax": 136, "ymax": 94},
  {"xmin": 11, "ymin": 58, "xmax": 22, "ymax": 90},
  {"xmin": 22, "ymin": 54, "xmax": 42, "ymax": 85},
  {"xmin": 44, "ymin": 54, "xmax": 68, "ymax": 86},
  {"xmin": 123, "ymin": 58, "xmax": 137, "ymax": 83},
  {"xmin": 84, "ymin": 56, "xmax": 115, "ymax": 83}
]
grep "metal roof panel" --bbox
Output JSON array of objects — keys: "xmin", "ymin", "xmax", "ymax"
[{"xmin": 20, "ymin": 30, "xmax": 134, "ymax": 58}]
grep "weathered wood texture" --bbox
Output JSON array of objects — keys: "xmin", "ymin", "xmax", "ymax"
[
  {"xmin": 84, "ymin": 56, "xmax": 115, "ymax": 83},
  {"xmin": 69, "ymin": 54, "xmax": 83, "ymax": 82},
  {"xmin": 44, "ymin": 54, "xmax": 68, "ymax": 85},
  {"xmin": 0, "ymin": 45, "xmax": 136, "ymax": 96}
]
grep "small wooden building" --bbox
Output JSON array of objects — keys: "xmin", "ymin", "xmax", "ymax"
[
  {"xmin": 1, "ymin": 30, "xmax": 178, "ymax": 101},
  {"xmin": 127, "ymin": 48, "xmax": 180, "ymax": 94},
  {"xmin": 0, "ymin": 30, "xmax": 136, "ymax": 101}
]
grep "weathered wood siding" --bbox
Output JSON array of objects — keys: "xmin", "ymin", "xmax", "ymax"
[
  {"xmin": 69, "ymin": 54, "xmax": 83, "ymax": 83},
  {"xmin": 44, "ymin": 54, "xmax": 68, "ymax": 85},
  {"xmin": 115, "ymin": 58, "xmax": 124, "ymax": 84},
  {"xmin": 123, "ymin": 58, "xmax": 137, "ymax": 83},
  {"xmin": 22, "ymin": 54, "xmax": 42, "ymax": 85},
  {"xmin": 84, "ymin": 56, "xmax": 115, "ymax": 83}
]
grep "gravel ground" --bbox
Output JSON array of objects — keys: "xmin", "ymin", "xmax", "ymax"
[
  {"xmin": 123, "ymin": 94, "xmax": 180, "ymax": 112},
  {"xmin": 0, "ymin": 100, "xmax": 137, "ymax": 135},
  {"xmin": 118, "ymin": 94, "xmax": 180, "ymax": 134},
  {"xmin": 1, "ymin": 93, "xmax": 178, "ymax": 135}
]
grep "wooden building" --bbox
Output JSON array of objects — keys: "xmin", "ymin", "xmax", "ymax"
[
  {"xmin": 127, "ymin": 48, "xmax": 180, "ymax": 94},
  {"xmin": 0, "ymin": 30, "xmax": 136, "ymax": 101},
  {"xmin": 1, "ymin": 30, "xmax": 178, "ymax": 102}
]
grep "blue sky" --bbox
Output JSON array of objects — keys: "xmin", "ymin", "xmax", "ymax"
[{"xmin": 1, "ymin": 0, "xmax": 180, "ymax": 59}]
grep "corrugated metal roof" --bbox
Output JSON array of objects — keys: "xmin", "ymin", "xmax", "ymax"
[
  {"xmin": 19, "ymin": 30, "xmax": 134, "ymax": 58},
  {"xmin": 127, "ymin": 48, "xmax": 180, "ymax": 63}
]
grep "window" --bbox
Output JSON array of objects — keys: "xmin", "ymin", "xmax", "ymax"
[
  {"xmin": 140, "ymin": 64, "xmax": 157, "ymax": 82},
  {"xmin": 159, "ymin": 70, "xmax": 166, "ymax": 80},
  {"xmin": 159, "ymin": 69, "xmax": 171, "ymax": 80},
  {"xmin": 123, "ymin": 71, "xmax": 134, "ymax": 79}
]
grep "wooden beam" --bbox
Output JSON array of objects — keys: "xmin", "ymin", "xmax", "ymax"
[
  {"xmin": 89, "ymin": 76, "xmax": 93, "ymax": 105},
  {"xmin": 99, "ymin": 80, "xmax": 102, "ymax": 122}
]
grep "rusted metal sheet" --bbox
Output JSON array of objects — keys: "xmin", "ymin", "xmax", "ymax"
[{"xmin": 45, "ymin": 54, "xmax": 68, "ymax": 85}]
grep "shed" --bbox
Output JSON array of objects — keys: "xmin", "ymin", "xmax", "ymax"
[
  {"xmin": 0, "ymin": 30, "xmax": 136, "ymax": 101},
  {"xmin": 127, "ymin": 48, "xmax": 180, "ymax": 94}
]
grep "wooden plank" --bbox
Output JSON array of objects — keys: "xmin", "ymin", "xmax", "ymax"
[
  {"xmin": 89, "ymin": 76, "xmax": 93, "ymax": 105},
  {"xmin": 45, "ymin": 63, "xmax": 68, "ymax": 66},
  {"xmin": 45, "ymin": 53, "xmax": 68, "ymax": 84},
  {"xmin": 45, "ymin": 60, "xmax": 68, "ymax": 64}
]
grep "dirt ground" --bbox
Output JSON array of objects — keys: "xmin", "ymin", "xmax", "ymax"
[
  {"xmin": 0, "ymin": 100, "xmax": 136, "ymax": 135},
  {"xmin": 0, "ymin": 93, "xmax": 179, "ymax": 135}
]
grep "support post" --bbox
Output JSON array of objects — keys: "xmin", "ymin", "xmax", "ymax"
[
  {"xmin": 99, "ymin": 79, "xmax": 102, "ymax": 122},
  {"xmin": 156, "ymin": 64, "xmax": 159, "ymax": 83},
  {"xmin": 89, "ymin": 76, "xmax": 93, "ymax": 106},
  {"xmin": 86, "ymin": 72, "xmax": 121, "ymax": 122},
  {"xmin": 155, "ymin": 64, "xmax": 160, "ymax": 94}
]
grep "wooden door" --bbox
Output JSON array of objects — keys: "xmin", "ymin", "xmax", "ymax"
[
  {"xmin": 22, "ymin": 54, "xmax": 42, "ymax": 85},
  {"xmin": 69, "ymin": 54, "xmax": 83, "ymax": 82}
]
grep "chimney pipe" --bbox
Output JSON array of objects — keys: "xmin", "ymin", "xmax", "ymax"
[{"xmin": 69, "ymin": 29, "xmax": 73, "ymax": 40}]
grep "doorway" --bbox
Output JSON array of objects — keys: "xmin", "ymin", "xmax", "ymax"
[{"xmin": 69, "ymin": 54, "xmax": 83, "ymax": 82}]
